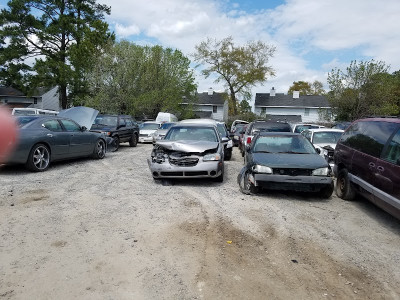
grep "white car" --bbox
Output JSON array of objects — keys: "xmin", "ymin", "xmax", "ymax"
[
  {"xmin": 139, "ymin": 121, "xmax": 161, "ymax": 143},
  {"xmin": 291, "ymin": 123, "xmax": 325, "ymax": 133},
  {"xmin": 301, "ymin": 128, "xmax": 344, "ymax": 167}
]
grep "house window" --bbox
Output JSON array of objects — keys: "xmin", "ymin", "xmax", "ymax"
[
  {"xmin": 213, "ymin": 106, "xmax": 218, "ymax": 113},
  {"xmin": 33, "ymin": 97, "xmax": 38, "ymax": 104},
  {"xmin": 305, "ymin": 108, "xmax": 310, "ymax": 116}
]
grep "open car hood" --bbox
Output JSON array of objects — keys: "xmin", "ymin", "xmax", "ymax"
[
  {"xmin": 58, "ymin": 106, "xmax": 99, "ymax": 130},
  {"xmin": 156, "ymin": 140, "xmax": 219, "ymax": 153}
]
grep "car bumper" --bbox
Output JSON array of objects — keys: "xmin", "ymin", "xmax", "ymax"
[
  {"xmin": 139, "ymin": 136, "xmax": 153, "ymax": 143},
  {"xmin": 253, "ymin": 173, "xmax": 333, "ymax": 192},
  {"xmin": 148, "ymin": 158, "xmax": 223, "ymax": 179}
]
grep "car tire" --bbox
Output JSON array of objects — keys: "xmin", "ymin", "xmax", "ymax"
[
  {"xmin": 239, "ymin": 171, "xmax": 259, "ymax": 194},
  {"xmin": 319, "ymin": 182, "xmax": 334, "ymax": 199},
  {"xmin": 112, "ymin": 136, "xmax": 120, "ymax": 152},
  {"xmin": 92, "ymin": 139, "xmax": 106, "ymax": 159},
  {"xmin": 225, "ymin": 149, "xmax": 232, "ymax": 161},
  {"xmin": 336, "ymin": 169, "xmax": 356, "ymax": 200},
  {"xmin": 215, "ymin": 171, "xmax": 224, "ymax": 182},
  {"xmin": 26, "ymin": 143, "xmax": 51, "ymax": 172},
  {"xmin": 129, "ymin": 133, "xmax": 138, "ymax": 147}
]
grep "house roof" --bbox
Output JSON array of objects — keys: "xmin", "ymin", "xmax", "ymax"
[
  {"xmin": 255, "ymin": 93, "xmax": 330, "ymax": 108},
  {"xmin": 195, "ymin": 91, "xmax": 227, "ymax": 105},
  {"xmin": 0, "ymin": 86, "xmax": 25, "ymax": 97}
]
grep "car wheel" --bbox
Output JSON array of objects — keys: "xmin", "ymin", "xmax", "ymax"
[
  {"xmin": 26, "ymin": 143, "xmax": 51, "ymax": 172},
  {"xmin": 239, "ymin": 171, "xmax": 259, "ymax": 194},
  {"xmin": 112, "ymin": 136, "xmax": 120, "ymax": 152},
  {"xmin": 129, "ymin": 133, "xmax": 138, "ymax": 147},
  {"xmin": 336, "ymin": 169, "xmax": 356, "ymax": 200},
  {"xmin": 93, "ymin": 139, "xmax": 106, "ymax": 159},
  {"xmin": 319, "ymin": 182, "xmax": 334, "ymax": 199},
  {"xmin": 225, "ymin": 149, "xmax": 232, "ymax": 161},
  {"xmin": 215, "ymin": 171, "xmax": 224, "ymax": 182}
]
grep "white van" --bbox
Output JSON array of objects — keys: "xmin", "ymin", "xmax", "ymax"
[
  {"xmin": 155, "ymin": 112, "xmax": 178, "ymax": 123},
  {"xmin": 12, "ymin": 108, "xmax": 59, "ymax": 116}
]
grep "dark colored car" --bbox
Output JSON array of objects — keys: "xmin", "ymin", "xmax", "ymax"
[
  {"xmin": 231, "ymin": 123, "xmax": 247, "ymax": 147},
  {"xmin": 91, "ymin": 114, "xmax": 139, "ymax": 151},
  {"xmin": 3, "ymin": 114, "xmax": 107, "ymax": 172},
  {"xmin": 238, "ymin": 132, "xmax": 334, "ymax": 198},
  {"xmin": 334, "ymin": 117, "xmax": 400, "ymax": 219},
  {"xmin": 240, "ymin": 121, "xmax": 292, "ymax": 157}
]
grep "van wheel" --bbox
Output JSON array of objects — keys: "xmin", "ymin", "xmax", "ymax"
[{"xmin": 336, "ymin": 169, "xmax": 356, "ymax": 200}]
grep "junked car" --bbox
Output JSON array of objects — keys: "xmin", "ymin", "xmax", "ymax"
[
  {"xmin": 291, "ymin": 123, "xmax": 325, "ymax": 133},
  {"xmin": 3, "ymin": 107, "xmax": 109, "ymax": 172},
  {"xmin": 238, "ymin": 132, "xmax": 334, "ymax": 198},
  {"xmin": 301, "ymin": 128, "xmax": 344, "ymax": 167},
  {"xmin": 148, "ymin": 123, "xmax": 225, "ymax": 182},
  {"xmin": 139, "ymin": 121, "xmax": 161, "ymax": 143}
]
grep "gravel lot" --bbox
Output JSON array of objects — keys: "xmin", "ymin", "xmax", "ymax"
[{"xmin": 1, "ymin": 143, "xmax": 400, "ymax": 299}]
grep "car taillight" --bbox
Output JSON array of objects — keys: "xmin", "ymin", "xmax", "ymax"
[{"xmin": 247, "ymin": 137, "xmax": 252, "ymax": 144}]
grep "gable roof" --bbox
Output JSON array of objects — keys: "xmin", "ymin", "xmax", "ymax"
[
  {"xmin": 0, "ymin": 86, "xmax": 25, "ymax": 97},
  {"xmin": 255, "ymin": 93, "xmax": 330, "ymax": 108},
  {"xmin": 195, "ymin": 91, "xmax": 227, "ymax": 105}
]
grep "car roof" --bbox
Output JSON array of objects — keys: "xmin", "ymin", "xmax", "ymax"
[
  {"xmin": 305, "ymin": 128, "xmax": 344, "ymax": 133},
  {"xmin": 257, "ymin": 132, "xmax": 301, "ymax": 137},
  {"xmin": 356, "ymin": 117, "xmax": 400, "ymax": 123},
  {"xmin": 173, "ymin": 123, "xmax": 216, "ymax": 128},
  {"xmin": 179, "ymin": 118, "xmax": 218, "ymax": 124}
]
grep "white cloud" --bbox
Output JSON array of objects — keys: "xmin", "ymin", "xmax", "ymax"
[{"xmin": 99, "ymin": 0, "xmax": 400, "ymax": 95}]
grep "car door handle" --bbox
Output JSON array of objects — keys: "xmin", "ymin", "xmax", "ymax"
[
  {"xmin": 377, "ymin": 166, "xmax": 384, "ymax": 172},
  {"xmin": 47, "ymin": 134, "xmax": 53, "ymax": 137}
]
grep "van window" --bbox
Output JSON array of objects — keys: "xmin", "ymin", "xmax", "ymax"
[
  {"xmin": 341, "ymin": 121, "xmax": 398, "ymax": 157},
  {"xmin": 382, "ymin": 128, "xmax": 400, "ymax": 165}
]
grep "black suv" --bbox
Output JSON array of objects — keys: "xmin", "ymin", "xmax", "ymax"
[
  {"xmin": 334, "ymin": 117, "xmax": 400, "ymax": 220},
  {"xmin": 91, "ymin": 114, "xmax": 139, "ymax": 151}
]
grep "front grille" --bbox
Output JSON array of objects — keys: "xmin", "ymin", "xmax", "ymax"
[
  {"xmin": 139, "ymin": 134, "xmax": 148, "ymax": 137},
  {"xmin": 272, "ymin": 168, "xmax": 312, "ymax": 176},
  {"xmin": 160, "ymin": 171, "xmax": 208, "ymax": 177},
  {"xmin": 160, "ymin": 171, "xmax": 184, "ymax": 176},
  {"xmin": 169, "ymin": 157, "xmax": 199, "ymax": 167}
]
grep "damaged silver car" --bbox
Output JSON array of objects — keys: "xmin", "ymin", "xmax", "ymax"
[{"xmin": 148, "ymin": 123, "xmax": 225, "ymax": 182}]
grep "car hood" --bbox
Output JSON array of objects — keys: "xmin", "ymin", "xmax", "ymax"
[
  {"xmin": 58, "ymin": 106, "xmax": 98, "ymax": 130},
  {"xmin": 156, "ymin": 140, "xmax": 219, "ymax": 153},
  {"xmin": 252, "ymin": 153, "xmax": 328, "ymax": 169}
]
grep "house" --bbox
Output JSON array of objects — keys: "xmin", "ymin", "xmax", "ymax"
[
  {"xmin": 254, "ymin": 88, "xmax": 332, "ymax": 123},
  {"xmin": 0, "ymin": 86, "xmax": 60, "ymax": 112},
  {"xmin": 182, "ymin": 88, "xmax": 229, "ymax": 122}
]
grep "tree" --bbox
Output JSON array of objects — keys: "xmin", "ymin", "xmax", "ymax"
[
  {"xmin": 327, "ymin": 60, "xmax": 397, "ymax": 120},
  {"xmin": 288, "ymin": 80, "xmax": 325, "ymax": 95},
  {"xmin": 193, "ymin": 36, "xmax": 276, "ymax": 115},
  {"xmin": 82, "ymin": 41, "xmax": 197, "ymax": 117},
  {"xmin": 0, "ymin": 0, "xmax": 114, "ymax": 108}
]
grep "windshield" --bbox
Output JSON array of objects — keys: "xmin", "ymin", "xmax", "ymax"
[
  {"xmin": 216, "ymin": 123, "xmax": 227, "ymax": 137},
  {"xmin": 313, "ymin": 131, "xmax": 343, "ymax": 144},
  {"xmin": 160, "ymin": 122, "xmax": 175, "ymax": 130},
  {"xmin": 253, "ymin": 135, "xmax": 316, "ymax": 154},
  {"xmin": 164, "ymin": 126, "xmax": 218, "ymax": 142},
  {"xmin": 140, "ymin": 123, "xmax": 160, "ymax": 130},
  {"xmin": 253, "ymin": 123, "xmax": 291, "ymax": 133},
  {"xmin": 13, "ymin": 109, "xmax": 36, "ymax": 115},
  {"xmin": 93, "ymin": 115, "xmax": 118, "ymax": 127}
]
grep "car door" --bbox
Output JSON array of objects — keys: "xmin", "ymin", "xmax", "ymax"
[
  {"xmin": 41, "ymin": 119, "xmax": 70, "ymax": 159},
  {"xmin": 59, "ymin": 119, "xmax": 93, "ymax": 156}
]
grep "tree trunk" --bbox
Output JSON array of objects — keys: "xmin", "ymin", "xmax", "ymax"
[
  {"xmin": 60, "ymin": 85, "xmax": 68, "ymax": 109},
  {"xmin": 229, "ymin": 87, "xmax": 238, "ymax": 115}
]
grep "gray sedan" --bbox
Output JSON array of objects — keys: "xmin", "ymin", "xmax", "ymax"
[
  {"xmin": 4, "ymin": 115, "xmax": 107, "ymax": 171},
  {"xmin": 148, "ymin": 123, "xmax": 225, "ymax": 182}
]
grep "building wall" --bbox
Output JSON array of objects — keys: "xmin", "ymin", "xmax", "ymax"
[{"xmin": 255, "ymin": 106, "xmax": 331, "ymax": 123}]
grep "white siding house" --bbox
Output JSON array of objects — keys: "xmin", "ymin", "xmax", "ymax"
[
  {"xmin": 254, "ymin": 89, "xmax": 332, "ymax": 123},
  {"xmin": 182, "ymin": 88, "xmax": 229, "ymax": 122}
]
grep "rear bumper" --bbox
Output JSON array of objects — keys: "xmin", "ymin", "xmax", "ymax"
[{"xmin": 139, "ymin": 136, "xmax": 153, "ymax": 143}]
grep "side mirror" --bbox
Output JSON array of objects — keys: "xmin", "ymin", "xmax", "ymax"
[
  {"xmin": 81, "ymin": 126, "xmax": 87, "ymax": 131},
  {"xmin": 315, "ymin": 148, "xmax": 321, "ymax": 154},
  {"xmin": 221, "ymin": 137, "xmax": 229, "ymax": 143}
]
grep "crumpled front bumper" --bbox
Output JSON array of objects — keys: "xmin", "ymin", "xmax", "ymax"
[{"xmin": 148, "ymin": 158, "xmax": 223, "ymax": 179}]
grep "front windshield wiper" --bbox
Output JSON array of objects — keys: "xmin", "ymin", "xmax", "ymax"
[
  {"xmin": 254, "ymin": 150, "xmax": 271, "ymax": 153},
  {"xmin": 283, "ymin": 151, "xmax": 309, "ymax": 154}
]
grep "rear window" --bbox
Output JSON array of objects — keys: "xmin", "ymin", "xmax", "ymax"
[
  {"xmin": 253, "ymin": 122, "xmax": 291, "ymax": 133},
  {"xmin": 16, "ymin": 116, "xmax": 39, "ymax": 126}
]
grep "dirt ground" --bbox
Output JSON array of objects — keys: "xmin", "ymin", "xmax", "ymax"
[{"xmin": 1, "ymin": 143, "xmax": 400, "ymax": 299}]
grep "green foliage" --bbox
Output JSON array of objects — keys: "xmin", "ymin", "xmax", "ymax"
[
  {"xmin": 238, "ymin": 100, "xmax": 252, "ymax": 114},
  {"xmin": 288, "ymin": 80, "xmax": 325, "ymax": 95},
  {"xmin": 0, "ymin": 0, "xmax": 113, "ymax": 108},
  {"xmin": 81, "ymin": 41, "xmax": 197, "ymax": 118},
  {"xmin": 193, "ymin": 36, "xmax": 276, "ymax": 115},
  {"xmin": 327, "ymin": 60, "xmax": 399, "ymax": 120}
]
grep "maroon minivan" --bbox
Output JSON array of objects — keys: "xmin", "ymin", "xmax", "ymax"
[{"xmin": 333, "ymin": 118, "xmax": 400, "ymax": 220}]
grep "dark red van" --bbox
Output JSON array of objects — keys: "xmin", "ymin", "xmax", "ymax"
[{"xmin": 334, "ymin": 117, "xmax": 400, "ymax": 220}]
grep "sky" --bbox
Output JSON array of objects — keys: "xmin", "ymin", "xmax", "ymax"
[{"xmin": 2, "ymin": 0, "xmax": 400, "ymax": 101}]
